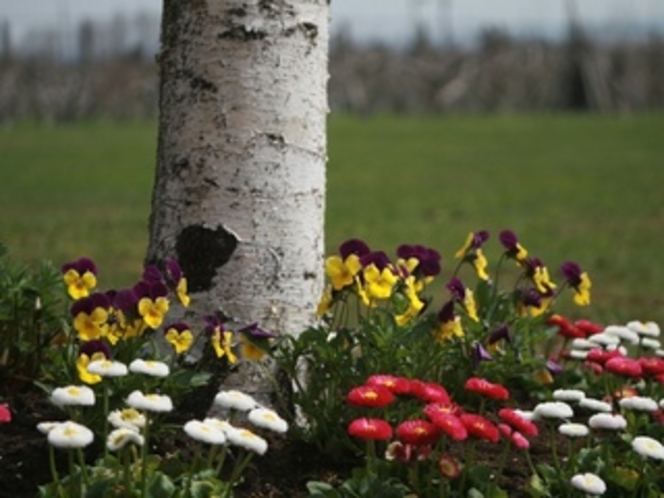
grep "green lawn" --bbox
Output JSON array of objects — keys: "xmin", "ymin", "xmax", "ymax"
[{"xmin": 1, "ymin": 114, "xmax": 663, "ymax": 326}]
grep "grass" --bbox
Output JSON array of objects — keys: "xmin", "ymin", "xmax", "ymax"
[{"xmin": 1, "ymin": 114, "xmax": 663, "ymax": 326}]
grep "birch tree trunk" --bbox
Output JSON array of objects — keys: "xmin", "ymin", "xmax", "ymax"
[{"xmin": 147, "ymin": 0, "xmax": 328, "ymax": 402}]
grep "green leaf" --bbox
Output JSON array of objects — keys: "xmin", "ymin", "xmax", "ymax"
[{"xmin": 606, "ymin": 466, "xmax": 639, "ymax": 491}]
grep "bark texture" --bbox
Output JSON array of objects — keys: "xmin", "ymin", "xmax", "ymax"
[{"xmin": 148, "ymin": 0, "xmax": 328, "ymax": 399}]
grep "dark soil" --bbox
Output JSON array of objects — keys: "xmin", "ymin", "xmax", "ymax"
[{"xmin": 0, "ymin": 386, "xmax": 547, "ymax": 497}]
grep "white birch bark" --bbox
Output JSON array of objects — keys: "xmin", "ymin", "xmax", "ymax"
[{"xmin": 147, "ymin": 0, "xmax": 328, "ymax": 402}]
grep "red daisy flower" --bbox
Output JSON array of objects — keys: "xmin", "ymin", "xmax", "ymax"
[
  {"xmin": 409, "ymin": 380, "xmax": 451, "ymax": 404},
  {"xmin": 427, "ymin": 412, "xmax": 468, "ymax": 441},
  {"xmin": 423, "ymin": 401, "xmax": 464, "ymax": 419},
  {"xmin": 586, "ymin": 348, "xmax": 622, "ymax": 365},
  {"xmin": 638, "ymin": 357, "xmax": 664, "ymax": 376},
  {"xmin": 498, "ymin": 423, "xmax": 512, "ymax": 437},
  {"xmin": 396, "ymin": 419, "xmax": 440, "ymax": 446},
  {"xmin": 347, "ymin": 385, "xmax": 395, "ymax": 408},
  {"xmin": 438, "ymin": 455, "xmax": 461, "ymax": 479},
  {"xmin": 498, "ymin": 408, "xmax": 538, "ymax": 437},
  {"xmin": 348, "ymin": 418, "xmax": 393, "ymax": 440},
  {"xmin": 605, "ymin": 357, "xmax": 643, "ymax": 378},
  {"xmin": 574, "ymin": 319, "xmax": 603, "ymax": 336},
  {"xmin": 366, "ymin": 374, "xmax": 411, "ymax": 395},
  {"xmin": 0, "ymin": 403, "xmax": 11, "ymax": 424},
  {"xmin": 548, "ymin": 314, "xmax": 585, "ymax": 339},
  {"xmin": 459, "ymin": 413, "xmax": 500, "ymax": 443},
  {"xmin": 464, "ymin": 377, "xmax": 510, "ymax": 400},
  {"xmin": 510, "ymin": 431, "xmax": 530, "ymax": 449}
]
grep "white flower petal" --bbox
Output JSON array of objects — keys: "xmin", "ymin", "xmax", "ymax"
[
  {"xmin": 87, "ymin": 359, "xmax": 128, "ymax": 377},
  {"xmin": 129, "ymin": 359, "xmax": 170, "ymax": 378},
  {"xmin": 51, "ymin": 385, "xmax": 96, "ymax": 407},
  {"xmin": 579, "ymin": 398, "xmax": 612, "ymax": 413},
  {"xmin": 184, "ymin": 420, "xmax": 227, "ymax": 445},
  {"xmin": 619, "ymin": 396, "xmax": 659, "ymax": 412},
  {"xmin": 570, "ymin": 473, "xmax": 606, "ymax": 495},
  {"xmin": 47, "ymin": 421, "xmax": 94, "ymax": 449},
  {"xmin": 627, "ymin": 321, "xmax": 660, "ymax": 338},
  {"xmin": 588, "ymin": 413, "xmax": 627, "ymax": 430},
  {"xmin": 126, "ymin": 390, "xmax": 173, "ymax": 413},
  {"xmin": 558, "ymin": 423, "xmax": 590, "ymax": 438},
  {"xmin": 632, "ymin": 436, "xmax": 664, "ymax": 460},
  {"xmin": 553, "ymin": 389, "xmax": 586, "ymax": 402},
  {"xmin": 214, "ymin": 390, "xmax": 257, "ymax": 412},
  {"xmin": 248, "ymin": 407, "xmax": 288, "ymax": 434},
  {"xmin": 533, "ymin": 401, "xmax": 574, "ymax": 420},
  {"xmin": 107, "ymin": 428, "xmax": 144, "ymax": 451}
]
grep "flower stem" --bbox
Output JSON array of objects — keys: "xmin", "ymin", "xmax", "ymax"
[
  {"xmin": 141, "ymin": 413, "xmax": 151, "ymax": 497},
  {"xmin": 48, "ymin": 445, "xmax": 65, "ymax": 498}
]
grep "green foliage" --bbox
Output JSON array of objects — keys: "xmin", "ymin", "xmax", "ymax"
[{"xmin": 0, "ymin": 242, "xmax": 68, "ymax": 392}]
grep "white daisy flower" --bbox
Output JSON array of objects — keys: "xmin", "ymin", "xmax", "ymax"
[
  {"xmin": 87, "ymin": 359, "xmax": 128, "ymax": 378},
  {"xmin": 51, "ymin": 385, "xmax": 95, "ymax": 408},
  {"xmin": 553, "ymin": 389, "xmax": 586, "ymax": 403},
  {"xmin": 627, "ymin": 321, "xmax": 660, "ymax": 338},
  {"xmin": 184, "ymin": 420, "xmax": 227, "ymax": 445},
  {"xmin": 588, "ymin": 333, "xmax": 620, "ymax": 347},
  {"xmin": 533, "ymin": 401, "xmax": 574, "ymax": 420},
  {"xmin": 513, "ymin": 409, "xmax": 536, "ymax": 421},
  {"xmin": 108, "ymin": 408, "xmax": 146, "ymax": 431},
  {"xmin": 126, "ymin": 390, "xmax": 173, "ymax": 413},
  {"xmin": 248, "ymin": 407, "xmax": 288, "ymax": 434},
  {"xmin": 619, "ymin": 396, "xmax": 659, "ymax": 412},
  {"xmin": 214, "ymin": 390, "xmax": 257, "ymax": 412},
  {"xmin": 603, "ymin": 325, "xmax": 640, "ymax": 345},
  {"xmin": 579, "ymin": 397, "xmax": 612, "ymax": 413},
  {"xmin": 570, "ymin": 473, "xmax": 606, "ymax": 495},
  {"xmin": 203, "ymin": 417, "xmax": 237, "ymax": 434},
  {"xmin": 558, "ymin": 423, "xmax": 590, "ymax": 438},
  {"xmin": 631, "ymin": 436, "xmax": 664, "ymax": 460},
  {"xmin": 655, "ymin": 349, "xmax": 664, "ymax": 358},
  {"xmin": 225, "ymin": 427, "xmax": 268, "ymax": 455},
  {"xmin": 588, "ymin": 413, "xmax": 627, "ymax": 430},
  {"xmin": 47, "ymin": 421, "xmax": 94, "ymax": 449},
  {"xmin": 37, "ymin": 421, "xmax": 62, "ymax": 434},
  {"xmin": 129, "ymin": 359, "xmax": 170, "ymax": 378},
  {"xmin": 570, "ymin": 338, "xmax": 596, "ymax": 350},
  {"xmin": 641, "ymin": 338, "xmax": 661, "ymax": 350},
  {"xmin": 107, "ymin": 428, "xmax": 144, "ymax": 451},
  {"xmin": 568, "ymin": 349, "xmax": 589, "ymax": 360}
]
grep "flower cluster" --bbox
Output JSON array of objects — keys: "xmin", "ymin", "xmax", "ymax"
[
  {"xmin": 343, "ymin": 373, "xmax": 539, "ymax": 495},
  {"xmin": 39, "ymin": 356, "xmax": 288, "ymax": 497}
]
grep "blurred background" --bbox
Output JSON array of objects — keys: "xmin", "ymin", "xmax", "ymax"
[
  {"xmin": 1, "ymin": 0, "xmax": 664, "ymax": 118},
  {"xmin": 1, "ymin": 0, "xmax": 663, "ymax": 325}
]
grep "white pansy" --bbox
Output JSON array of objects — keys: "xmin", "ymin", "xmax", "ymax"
[
  {"xmin": 627, "ymin": 320, "xmax": 660, "ymax": 338},
  {"xmin": 603, "ymin": 325, "xmax": 639, "ymax": 345},
  {"xmin": 184, "ymin": 420, "xmax": 227, "ymax": 445},
  {"xmin": 248, "ymin": 407, "xmax": 289, "ymax": 434},
  {"xmin": 107, "ymin": 428, "xmax": 144, "ymax": 451},
  {"xmin": 619, "ymin": 396, "xmax": 659, "ymax": 412},
  {"xmin": 641, "ymin": 337, "xmax": 661, "ymax": 350},
  {"xmin": 558, "ymin": 423, "xmax": 590, "ymax": 438},
  {"xmin": 631, "ymin": 436, "xmax": 664, "ymax": 460},
  {"xmin": 51, "ymin": 385, "xmax": 96, "ymax": 407},
  {"xmin": 570, "ymin": 473, "xmax": 606, "ymax": 495},
  {"xmin": 579, "ymin": 397, "xmax": 612, "ymax": 413},
  {"xmin": 47, "ymin": 421, "xmax": 94, "ymax": 449},
  {"xmin": 553, "ymin": 389, "xmax": 586, "ymax": 403},
  {"xmin": 214, "ymin": 390, "xmax": 257, "ymax": 412},
  {"xmin": 225, "ymin": 427, "xmax": 268, "ymax": 455},
  {"xmin": 570, "ymin": 338, "xmax": 596, "ymax": 350},
  {"xmin": 533, "ymin": 401, "xmax": 574, "ymax": 420},
  {"xmin": 568, "ymin": 349, "xmax": 589, "ymax": 360},
  {"xmin": 87, "ymin": 359, "xmax": 128, "ymax": 377},
  {"xmin": 129, "ymin": 359, "xmax": 170, "ymax": 378},
  {"xmin": 108, "ymin": 408, "xmax": 146, "ymax": 430},
  {"xmin": 126, "ymin": 390, "xmax": 173, "ymax": 413},
  {"xmin": 588, "ymin": 333, "xmax": 620, "ymax": 347},
  {"xmin": 588, "ymin": 413, "xmax": 627, "ymax": 430}
]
